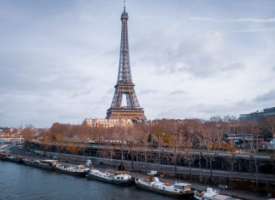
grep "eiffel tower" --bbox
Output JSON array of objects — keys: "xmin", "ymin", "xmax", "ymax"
[{"xmin": 106, "ymin": 5, "xmax": 145, "ymax": 121}]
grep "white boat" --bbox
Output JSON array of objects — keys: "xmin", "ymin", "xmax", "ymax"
[
  {"xmin": 86, "ymin": 169, "xmax": 134, "ymax": 186},
  {"xmin": 147, "ymin": 170, "xmax": 158, "ymax": 176},
  {"xmin": 33, "ymin": 159, "xmax": 58, "ymax": 170},
  {"xmin": 54, "ymin": 163, "xmax": 89, "ymax": 177},
  {"xmin": 194, "ymin": 187, "xmax": 240, "ymax": 200},
  {"xmin": 22, "ymin": 157, "xmax": 35, "ymax": 166},
  {"xmin": 135, "ymin": 176, "xmax": 193, "ymax": 199},
  {"xmin": 22, "ymin": 158, "xmax": 57, "ymax": 171}
]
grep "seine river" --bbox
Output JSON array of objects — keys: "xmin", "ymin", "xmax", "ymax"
[{"xmin": 0, "ymin": 161, "xmax": 176, "ymax": 200}]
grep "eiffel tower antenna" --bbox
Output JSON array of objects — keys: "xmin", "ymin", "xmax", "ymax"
[
  {"xmin": 106, "ymin": 4, "xmax": 145, "ymax": 121},
  {"xmin": 123, "ymin": 0, "xmax": 126, "ymax": 10}
]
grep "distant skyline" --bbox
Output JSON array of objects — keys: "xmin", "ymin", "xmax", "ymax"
[{"xmin": 1, "ymin": 0, "xmax": 275, "ymax": 127}]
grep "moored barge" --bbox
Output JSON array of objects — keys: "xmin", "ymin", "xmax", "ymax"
[
  {"xmin": 135, "ymin": 176, "xmax": 193, "ymax": 199},
  {"xmin": 54, "ymin": 163, "xmax": 89, "ymax": 177},
  {"xmin": 86, "ymin": 169, "xmax": 134, "ymax": 186}
]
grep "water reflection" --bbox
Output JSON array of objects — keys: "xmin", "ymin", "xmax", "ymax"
[{"xmin": 0, "ymin": 162, "xmax": 177, "ymax": 200}]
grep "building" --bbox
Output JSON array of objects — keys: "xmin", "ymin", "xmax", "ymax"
[
  {"xmin": 270, "ymin": 139, "xmax": 275, "ymax": 150},
  {"xmin": 0, "ymin": 127, "xmax": 9, "ymax": 133},
  {"xmin": 106, "ymin": 5, "xmax": 145, "ymax": 121},
  {"xmin": 239, "ymin": 107, "xmax": 275, "ymax": 121},
  {"xmin": 225, "ymin": 133, "xmax": 264, "ymax": 149},
  {"xmin": 83, "ymin": 118, "xmax": 133, "ymax": 128}
]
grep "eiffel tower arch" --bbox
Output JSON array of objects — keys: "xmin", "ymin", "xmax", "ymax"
[{"xmin": 106, "ymin": 6, "xmax": 145, "ymax": 121}]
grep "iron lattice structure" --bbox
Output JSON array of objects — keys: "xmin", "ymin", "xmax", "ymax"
[{"xmin": 106, "ymin": 7, "xmax": 145, "ymax": 121}]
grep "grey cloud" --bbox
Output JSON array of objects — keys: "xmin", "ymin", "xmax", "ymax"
[
  {"xmin": 255, "ymin": 90, "xmax": 275, "ymax": 102},
  {"xmin": 71, "ymin": 87, "xmax": 94, "ymax": 98},
  {"xmin": 156, "ymin": 100, "xmax": 255, "ymax": 120},
  {"xmin": 0, "ymin": 49, "xmax": 97, "ymax": 96},
  {"xmin": 1, "ymin": 0, "xmax": 275, "ymax": 127},
  {"xmin": 189, "ymin": 17, "xmax": 275, "ymax": 23},
  {"xmin": 144, "ymin": 42, "xmax": 242, "ymax": 78},
  {"xmin": 169, "ymin": 90, "xmax": 186, "ymax": 95},
  {"xmin": 133, "ymin": 29, "xmax": 224, "ymax": 77},
  {"xmin": 229, "ymin": 28, "xmax": 275, "ymax": 33},
  {"xmin": 197, "ymin": 101, "xmax": 253, "ymax": 115},
  {"xmin": 137, "ymin": 41, "xmax": 214, "ymax": 77},
  {"xmin": 106, "ymin": 88, "xmax": 114, "ymax": 94},
  {"xmin": 0, "ymin": 91, "xmax": 105, "ymax": 127},
  {"xmin": 139, "ymin": 89, "xmax": 159, "ymax": 95},
  {"xmin": 220, "ymin": 62, "xmax": 245, "ymax": 72}
]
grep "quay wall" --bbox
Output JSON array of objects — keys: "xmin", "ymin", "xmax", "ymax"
[
  {"xmin": 23, "ymin": 141, "xmax": 275, "ymax": 193},
  {"xmin": 24, "ymin": 141, "xmax": 275, "ymax": 175},
  {"xmin": 28, "ymin": 147, "xmax": 275, "ymax": 194}
]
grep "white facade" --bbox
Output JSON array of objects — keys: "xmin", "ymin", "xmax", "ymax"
[{"xmin": 83, "ymin": 118, "xmax": 133, "ymax": 128}]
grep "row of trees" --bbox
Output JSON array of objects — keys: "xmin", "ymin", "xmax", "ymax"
[
  {"xmin": 21, "ymin": 118, "xmax": 275, "ymax": 186},
  {"xmin": 22, "ymin": 117, "xmax": 275, "ymax": 151}
]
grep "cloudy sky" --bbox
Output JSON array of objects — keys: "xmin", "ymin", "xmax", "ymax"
[{"xmin": 1, "ymin": 0, "xmax": 275, "ymax": 127}]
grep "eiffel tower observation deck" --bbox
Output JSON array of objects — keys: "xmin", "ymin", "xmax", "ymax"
[{"xmin": 106, "ymin": 5, "xmax": 145, "ymax": 121}]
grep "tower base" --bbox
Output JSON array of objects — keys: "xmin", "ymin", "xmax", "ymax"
[{"xmin": 106, "ymin": 107, "xmax": 145, "ymax": 122}]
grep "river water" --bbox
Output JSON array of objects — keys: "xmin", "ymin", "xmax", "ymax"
[{"xmin": 0, "ymin": 161, "xmax": 177, "ymax": 200}]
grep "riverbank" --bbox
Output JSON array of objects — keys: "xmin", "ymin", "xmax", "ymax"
[
  {"xmin": 28, "ymin": 148, "xmax": 274, "ymax": 199},
  {"xmin": 1, "ymin": 146, "xmax": 272, "ymax": 200},
  {"xmin": 24, "ymin": 140, "xmax": 275, "ymax": 187}
]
